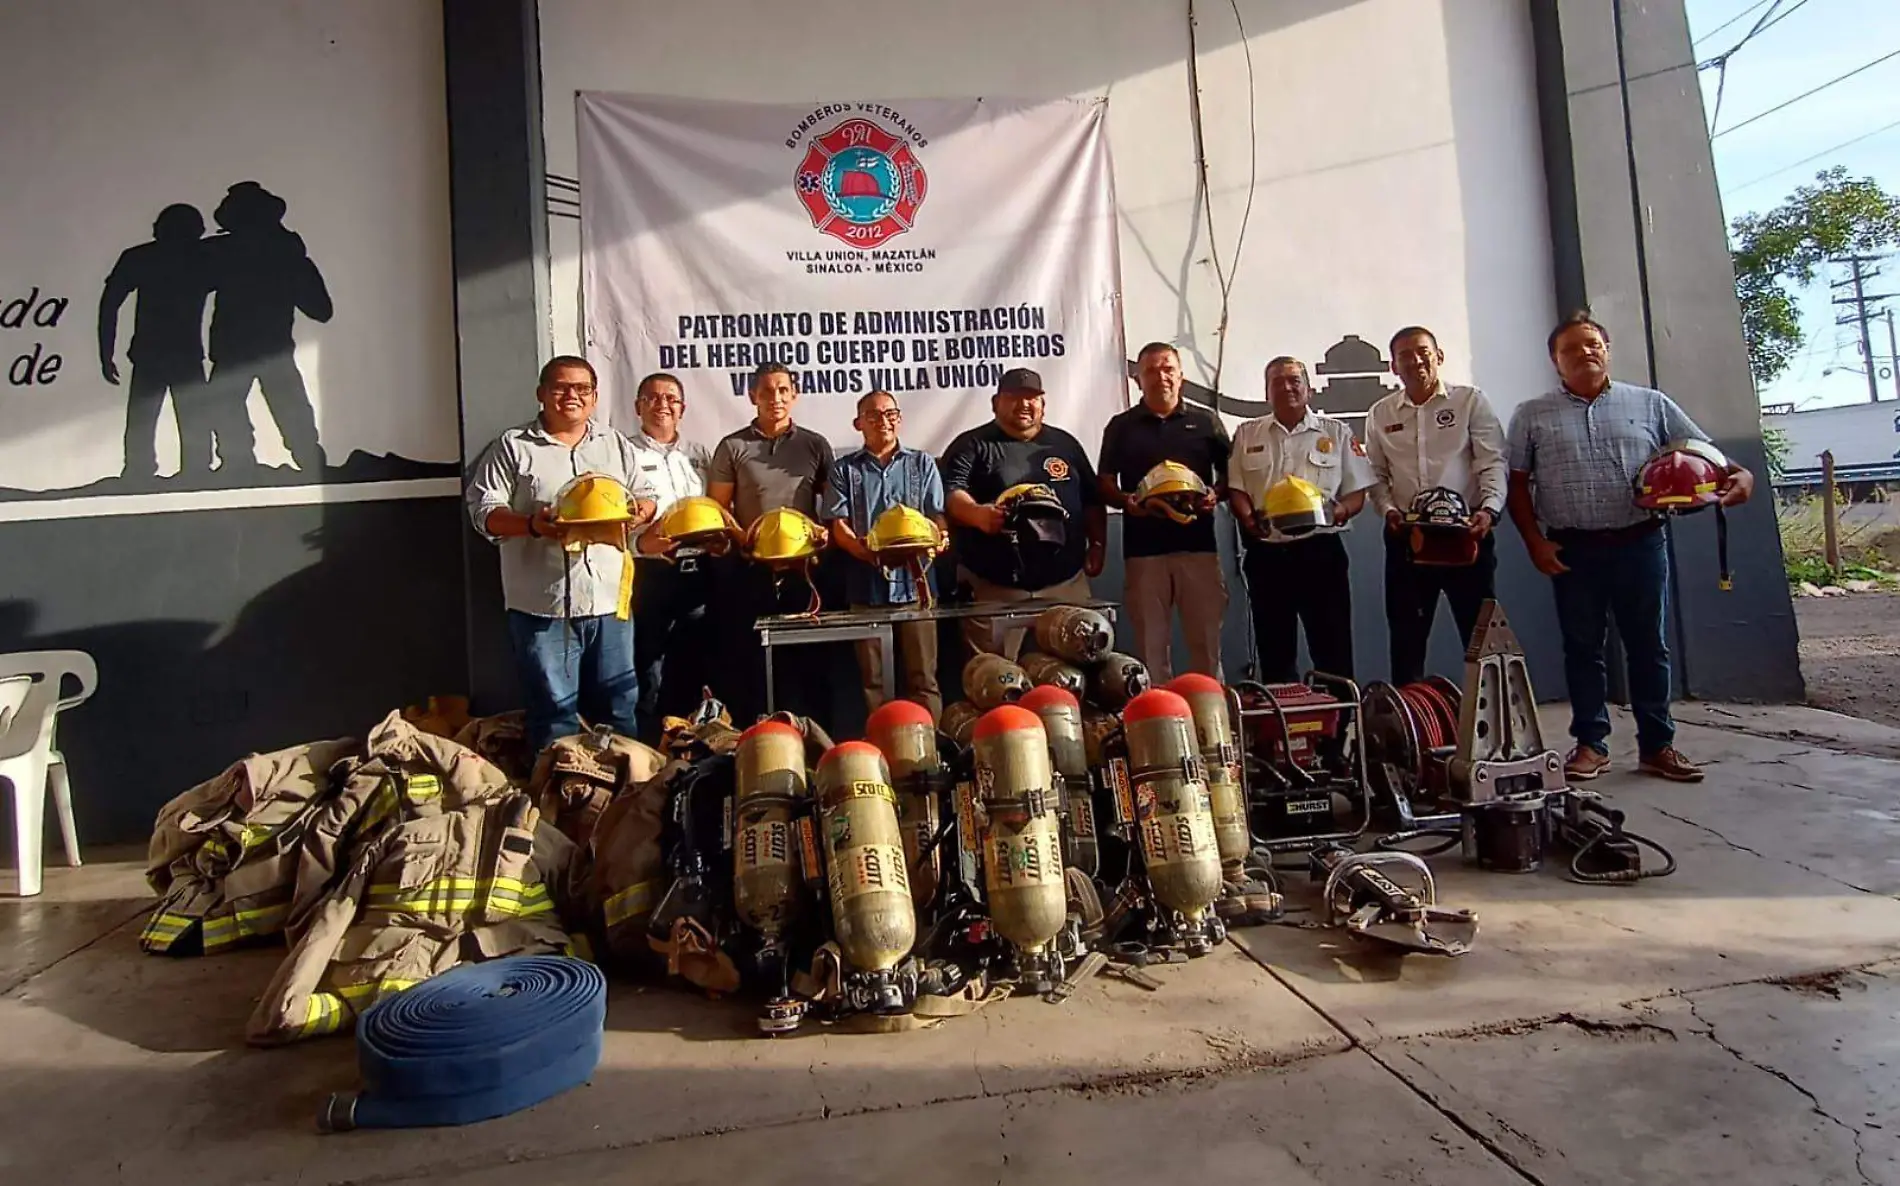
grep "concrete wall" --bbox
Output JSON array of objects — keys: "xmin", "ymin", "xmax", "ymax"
[{"xmin": 0, "ymin": 1, "xmax": 467, "ymax": 843}]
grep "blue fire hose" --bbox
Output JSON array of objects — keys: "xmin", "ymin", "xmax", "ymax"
[{"xmin": 318, "ymin": 956, "xmax": 606, "ymax": 1132}]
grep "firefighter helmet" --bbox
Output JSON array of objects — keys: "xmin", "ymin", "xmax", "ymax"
[
  {"xmin": 1406, "ymin": 487, "xmax": 1471, "ymax": 532},
  {"xmin": 866, "ymin": 504, "xmax": 944, "ymax": 561},
  {"xmin": 746, "ymin": 507, "xmax": 827, "ymax": 565},
  {"xmin": 996, "ymin": 483, "xmax": 1069, "ymax": 580},
  {"xmin": 552, "ymin": 473, "xmax": 638, "ymax": 525},
  {"xmin": 1635, "ymin": 440, "xmax": 1734, "ymax": 591},
  {"xmin": 1263, "ymin": 476, "xmax": 1332, "ymax": 537},
  {"xmin": 1133, "ymin": 461, "xmax": 1210, "ymax": 525},
  {"xmin": 1634, "ymin": 440, "xmax": 1727, "ymax": 513},
  {"xmin": 659, "ymin": 496, "xmax": 742, "ymax": 549}
]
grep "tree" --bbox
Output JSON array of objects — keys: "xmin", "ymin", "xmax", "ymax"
[{"xmin": 1729, "ymin": 167, "xmax": 1900, "ymax": 388}]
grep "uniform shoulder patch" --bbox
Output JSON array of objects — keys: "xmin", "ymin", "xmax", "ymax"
[{"xmin": 1350, "ymin": 435, "xmax": 1366, "ymax": 457}]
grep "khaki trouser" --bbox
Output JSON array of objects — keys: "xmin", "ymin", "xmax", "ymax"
[
  {"xmin": 959, "ymin": 568, "xmax": 1094, "ymax": 662},
  {"xmin": 1123, "ymin": 552, "xmax": 1228, "ymax": 684},
  {"xmin": 854, "ymin": 614, "xmax": 943, "ymax": 723}
]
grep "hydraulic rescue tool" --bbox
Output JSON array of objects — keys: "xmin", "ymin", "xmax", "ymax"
[
  {"xmin": 970, "ymin": 706, "xmax": 1081, "ymax": 994},
  {"xmin": 1307, "ymin": 846, "xmax": 1477, "ymax": 957},
  {"xmin": 1361, "ymin": 600, "xmax": 1676, "ymax": 883},
  {"xmin": 1106, "ymin": 689, "xmax": 1226, "ymax": 957},
  {"xmin": 731, "ymin": 720, "xmax": 812, "ymax": 1034},
  {"xmin": 1231, "ymin": 675, "xmax": 1371, "ymax": 852},
  {"xmin": 1034, "ymin": 605, "xmax": 1114, "ymax": 665},
  {"xmin": 1018, "ymin": 685, "xmax": 1100, "ymax": 877},
  {"xmin": 865, "ymin": 699, "xmax": 949, "ymax": 917},
  {"xmin": 811, "ymin": 743, "xmax": 920, "ymax": 1018}
]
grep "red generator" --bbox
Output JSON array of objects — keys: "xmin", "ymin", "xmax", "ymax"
[{"xmin": 1231, "ymin": 674, "xmax": 1370, "ymax": 850}]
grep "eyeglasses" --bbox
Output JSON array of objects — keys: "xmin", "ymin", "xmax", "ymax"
[
  {"xmin": 863, "ymin": 409, "xmax": 902, "ymax": 423},
  {"xmin": 640, "ymin": 394, "xmax": 685, "ymax": 408},
  {"xmin": 546, "ymin": 382, "xmax": 597, "ymax": 398}
]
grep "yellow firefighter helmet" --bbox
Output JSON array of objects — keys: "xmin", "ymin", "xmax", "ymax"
[
  {"xmin": 659, "ymin": 496, "xmax": 742, "ymax": 549},
  {"xmin": 996, "ymin": 482, "xmax": 1065, "ymax": 514},
  {"xmin": 745, "ymin": 507, "xmax": 828, "ymax": 617},
  {"xmin": 1134, "ymin": 461, "xmax": 1210, "ymax": 525},
  {"xmin": 1263, "ymin": 476, "xmax": 1332, "ymax": 537},
  {"xmin": 552, "ymin": 472, "xmax": 638, "ymax": 526},
  {"xmin": 865, "ymin": 503, "xmax": 946, "ymax": 608},
  {"xmin": 746, "ymin": 507, "xmax": 827, "ymax": 565}
]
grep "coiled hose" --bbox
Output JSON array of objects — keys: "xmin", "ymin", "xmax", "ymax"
[{"xmin": 318, "ymin": 956, "xmax": 607, "ymax": 1132}]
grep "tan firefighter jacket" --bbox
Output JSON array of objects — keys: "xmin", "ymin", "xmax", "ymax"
[
  {"xmin": 141, "ymin": 736, "xmax": 359, "ymax": 955},
  {"xmin": 454, "ymin": 710, "xmax": 533, "ymax": 784},
  {"xmin": 527, "ymin": 730, "xmax": 668, "ymax": 849}
]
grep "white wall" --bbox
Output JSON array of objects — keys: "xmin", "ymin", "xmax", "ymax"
[
  {"xmin": 539, "ymin": 0, "xmax": 1558, "ymax": 435},
  {"xmin": 0, "ymin": 0, "xmax": 458, "ymax": 511}
]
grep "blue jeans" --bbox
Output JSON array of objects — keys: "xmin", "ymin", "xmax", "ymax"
[
  {"xmin": 1549, "ymin": 527, "xmax": 1674, "ymax": 757},
  {"xmin": 506, "ymin": 610, "xmax": 639, "ymax": 755}
]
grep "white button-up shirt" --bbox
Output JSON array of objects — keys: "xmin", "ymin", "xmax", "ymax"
[
  {"xmin": 1364, "ymin": 383, "xmax": 1509, "ymax": 518},
  {"xmin": 627, "ymin": 429, "xmax": 711, "ymax": 538},
  {"xmin": 1227, "ymin": 409, "xmax": 1374, "ymax": 543}
]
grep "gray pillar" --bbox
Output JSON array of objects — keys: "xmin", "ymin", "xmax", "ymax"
[
  {"xmin": 443, "ymin": 0, "xmax": 552, "ymax": 712},
  {"xmin": 1529, "ymin": 0, "xmax": 1803, "ymax": 705}
]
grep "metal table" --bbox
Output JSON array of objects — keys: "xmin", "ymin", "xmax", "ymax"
[{"xmin": 755, "ymin": 598, "xmax": 1119, "ymax": 713}]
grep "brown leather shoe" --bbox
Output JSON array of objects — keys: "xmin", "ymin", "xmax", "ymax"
[
  {"xmin": 1639, "ymin": 747, "xmax": 1704, "ymax": 783},
  {"xmin": 1565, "ymin": 745, "xmax": 1610, "ymax": 781}
]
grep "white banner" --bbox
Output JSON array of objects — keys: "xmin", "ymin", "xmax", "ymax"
[{"xmin": 577, "ymin": 93, "xmax": 1126, "ymax": 457}]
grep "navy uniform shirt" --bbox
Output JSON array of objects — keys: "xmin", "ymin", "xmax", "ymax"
[
  {"xmin": 940, "ymin": 421, "xmax": 1099, "ymax": 590},
  {"xmin": 1098, "ymin": 399, "xmax": 1231, "ymax": 557}
]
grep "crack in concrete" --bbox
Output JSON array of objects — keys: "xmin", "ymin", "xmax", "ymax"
[
  {"xmin": 1650, "ymin": 806, "xmax": 1880, "ymax": 895},
  {"xmin": 1683, "ymin": 996, "xmax": 1876, "ymax": 1186}
]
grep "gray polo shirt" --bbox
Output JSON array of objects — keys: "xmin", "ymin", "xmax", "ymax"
[
  {"xmin": 708, "ymin": 421, "xmax": 835, "ymax": 526},
  {"xmin": 465, "ymin": 417, "xmax": 655, "ymax": 618}
]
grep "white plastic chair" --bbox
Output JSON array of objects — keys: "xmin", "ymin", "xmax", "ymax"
[{"xmin": 0, "ymin": 652, "xmax": 97, "ymax": 897}]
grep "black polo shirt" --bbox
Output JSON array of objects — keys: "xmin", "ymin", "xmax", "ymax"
[
  {"xmin": 1098, "ymin": 399, "xmax": 1231, "ymax": 557},
  {"xmin": 940, "ymin": 421, "xmax": 1099, "ymax": 589}
]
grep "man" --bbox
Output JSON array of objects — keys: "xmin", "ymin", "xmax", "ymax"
[
  {"xmin": 708, "ymin": 361, "xmax": 837, "ymax": 722},
  {"xmin": 466, "ymin": 356, "xmax": 656, "ymax": 754},
  {"xmin": 941, "ymin": 368, "xmax": 1107, "ymax": 660},
  {"xmin": 1366, "ymin": 326, "xmax": 1509, "ymax": 686},
  {"xmin": 626, "ymin": 371, "xmax": 714, "ymax": 738},
  {"xmin": 1098, "ymin": 342, "xmax": 1231, "ymax": 683},
  {"xmin": 1227, "ymin": 357, "xmax": 1374, "ymax": 683},
  {"xmin": 1507, "ymin": 312, "xmax": 1754, "ymax": 784},
  {"xmin": 824, "ymin": 391, "xmax": 947, "ymax": 721}
]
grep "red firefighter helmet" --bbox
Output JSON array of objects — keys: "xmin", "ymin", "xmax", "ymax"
[
  {"xmin": 1634, "ymin": 440, "xmax": 1733, "ymax": 591},
  {"xmin": 1404, "ymin": 487, "xmax": 1479, "ymax": 567},
  {"xmin": 1634, "ymin": 440, "xmax": 1727, "ymax": 513}
]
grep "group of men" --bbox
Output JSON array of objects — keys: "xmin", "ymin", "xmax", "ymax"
[{"xmin": 465, "ymin": 307, "xmax": 1754, "ymax": 787}]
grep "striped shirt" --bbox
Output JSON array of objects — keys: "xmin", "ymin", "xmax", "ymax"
[
  {"xmin": 1505, "ymin": 380, "xmax": 1709, "ymax": 531},
  {"xmin": 822, "ymin": 445, "xmax": 945, "ymax": 606}
]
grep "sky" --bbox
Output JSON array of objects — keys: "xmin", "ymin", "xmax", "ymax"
[{"xmin": 1686, "ymin": 0, "xmax": 1900, "ymax": 410}]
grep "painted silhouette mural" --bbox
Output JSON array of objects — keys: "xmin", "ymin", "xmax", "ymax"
[
  {"xmin": 1125, "ymin": 333, "xmax": 1396, "ymax": 440},
  {"xmin": 0, "ymin": 179, "xmax": 457, "ymax": 503}
]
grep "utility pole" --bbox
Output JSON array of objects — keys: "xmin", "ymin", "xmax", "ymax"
[
  {"xmin": 1830, "ymin": 254, "xmax": 1896, "ymax": 403},
  {"xmin": 1888, "ymin": 307, "xmax": 1900, "ymax": 403}
]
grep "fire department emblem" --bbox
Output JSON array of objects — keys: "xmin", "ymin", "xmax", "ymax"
[
  {"xmin": 1044, "ymin": 457, "xmax": 1071, "ymax": 480},
  {"xmin": 794, "ymin": 119, "xmax": 928, "ymax": 249}
]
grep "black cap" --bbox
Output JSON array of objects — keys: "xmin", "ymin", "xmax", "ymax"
[{"xmin": 996, "ymin": 368, "xmax": 1044, "ymax": 395}]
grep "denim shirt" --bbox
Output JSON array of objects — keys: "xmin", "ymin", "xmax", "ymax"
[{"xmin": 821, "ymin": 445, "xmax": 945, "ymax": 606}]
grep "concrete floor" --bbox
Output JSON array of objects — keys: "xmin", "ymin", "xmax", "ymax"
[{"xmin": 4, "ymin": 704, "xmax": 1900, "ymax": 1185}]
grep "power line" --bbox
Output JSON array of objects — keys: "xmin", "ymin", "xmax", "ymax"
[
  {"xmin": 1727, "ymin": 116, "xmax": 1900, "ymax": 191},
  {"xmin": 1700, "ymin": 0, "xmax": 1788, "ymax": 134},
  {"xmin": 1715, "ymin": 47, "xmax": 1900, "ymax": 138},
  {"xmin": 1753, "ymin": 0, "xmax": 1818, "ymax": 40},
  {"xmin": 1694, "ymin": 0, "xmax": 1777, "ymax": 47}
]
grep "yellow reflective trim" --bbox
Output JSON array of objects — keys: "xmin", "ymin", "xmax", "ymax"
[
  {"xmin": 565, "ymin": 933, "xmax": 597, "ymax": 964},
  {"xmin": 406, "ymin": 773, "xmax": 442, "ymax": 800},
  {"xmin": 603, "ymin": 879, "xmax": 659, "ymax": 929},
  {"xmin": 298, "ymin": 991, "xmax": 347, "ymax": 1037}
]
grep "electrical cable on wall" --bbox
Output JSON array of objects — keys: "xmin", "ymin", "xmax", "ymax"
[{"xmin": 1184, "ymin": 0, "xmax": 1264, "ymax": 678}]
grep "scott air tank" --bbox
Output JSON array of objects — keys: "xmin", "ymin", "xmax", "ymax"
[
  {"xmin": 731, "ymin": 720, "xmax": 808, "ymax": 941},
  {"xmin": 1089, "ymin": 652, "xmax": 1152, "ymax": 711},
  {"xmin": 940, "ymin": 701, "xmax": 982, "ymax": 748},
  {"xmin": 1164, "ymin": 675, "xmax": 1252, "ymax": 872},
  {"xmin": 865, "ymin": 698, "xmax": 944, "ymax": 913},
  {"xmin": 1020, "ymin": 652, "xmax": 1088, "ymax": 699},
  {"xmin": 964, "ymin": 653, "xmax": 1032, "ymax": 710},
  {"xmin": 970, "ymin": 706, "xmax": 1069, "ymax": 957},
  {"xmin": 1120, "ymin": 689, "xmax": 1223, "ymax": 924},
  {"xmin": 1018, "ymin": 684, "xmax": 1098, "ymax": 877},
  {"xmin": 1034, "ymin": 605, "xmax": 1113, "ymax": 665},
  {"xmin": 813, "ymin": 742, "xmax": 916, "ymax": 973}
]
